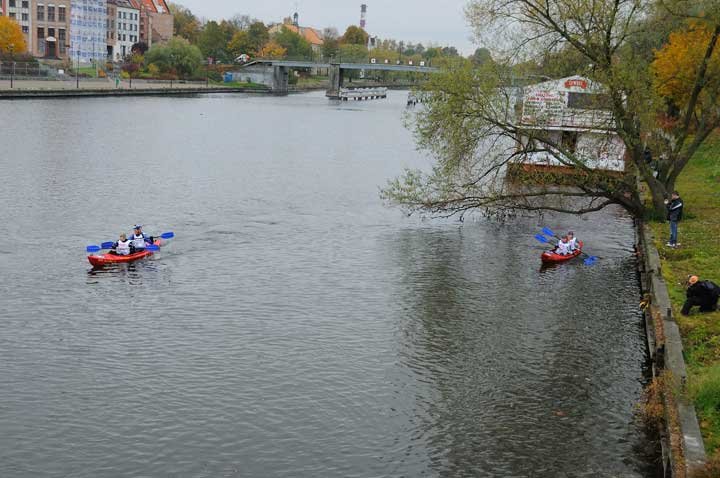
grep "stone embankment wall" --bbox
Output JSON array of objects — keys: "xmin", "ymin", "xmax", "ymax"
[{"xmin": 637, "ymin": 222, "xmax": 706, "ymax": 477}]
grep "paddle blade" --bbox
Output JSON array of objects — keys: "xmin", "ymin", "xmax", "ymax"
[
  {"xmin": 87, "ymin": 245, "xmax": 101, "ymax": 253},
  {"xmin": 584, "ymin": 256, "xmax": 598, "ymax": 266},
  {"xmin": 160, "ymin": 232, "xmax": 174, "ymax": 239},
  {"xmin": 101, "ymin": 242, "xmax": 114, "ymax": 249},
  {"xmin": 542, "ymin": 227, "xmax": 556, "ymax": 237},
  {"xmin": 534, "ymin": 234, "xmax": 550, "ymax": 244},
  {"xmin": 146, "ymin": 244, "xmax": 160, "ymax": 251}
]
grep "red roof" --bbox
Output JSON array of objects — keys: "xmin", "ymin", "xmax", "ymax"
[{"xmin": 137, "ymin": 0, "xmax": 170, "ymax": 14}]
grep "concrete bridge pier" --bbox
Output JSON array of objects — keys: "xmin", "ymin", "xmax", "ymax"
[
  {"xmin": 272, "ymin": 66, "xmax": 289, "ymax": 95},
  {"xmin": 326, "ymin": 64, "xmax": 344, "ymax": 99}
]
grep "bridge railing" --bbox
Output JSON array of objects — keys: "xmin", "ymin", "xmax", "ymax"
[{"xmin": 249, "ymin": 54, "xmax": 437, "ymax": 68}]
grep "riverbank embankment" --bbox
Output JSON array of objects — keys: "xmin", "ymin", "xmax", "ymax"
[
  {"xmin": 645, "ymin": 133, "xmax": 720, "ymax": 476},
  {"xmin": 0, "ymin": 79, "xmax": 271, "ymax": 99}
]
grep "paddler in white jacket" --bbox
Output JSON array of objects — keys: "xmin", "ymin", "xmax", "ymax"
[
  {"xmin": 129, "ymin": 224, "xmax": 152, "ymax": 253},
  {"xmin": 567, "ymin": 231, "xmax": 579, "ymax": 251},
  {"xmin": 555, "ymin": 236, "xmax": 572, "ymax": 255}
]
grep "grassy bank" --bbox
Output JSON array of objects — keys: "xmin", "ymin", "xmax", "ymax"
[{"xmin": 648, "ymin": 132, "xmax": 720, "ymax": 459}]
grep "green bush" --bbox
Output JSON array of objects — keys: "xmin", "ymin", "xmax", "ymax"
[{"xmin": 144, "ymin": 37, "xmax": 203, "ymax": 78}]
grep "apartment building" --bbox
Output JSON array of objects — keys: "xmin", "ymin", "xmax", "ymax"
[
  {"xmin": 33, "ymin": 1, "xmax": 70, "ymax": 59},
  {"xmin": 107, "ymin": 0, "xmax": 138, "ymax": 60},
  {"xmin": 136, "ymin": 0, "xmax": 171, "ymax": 48},
  {"xmin": 69, "ymin": 0, "xmax": 107, "ymax": 64},
  {"xmin": 5, "ymin": 0, "xmax": 33, "ymax": 53}
]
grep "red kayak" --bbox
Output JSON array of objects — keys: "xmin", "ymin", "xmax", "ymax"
[
  {"xmin": 88, "ymin": 240, "xmax": 161, "ymax": 267},
  {"xmin": 541, "ymin": 241, "xmax": 584, "ymax": 263}
]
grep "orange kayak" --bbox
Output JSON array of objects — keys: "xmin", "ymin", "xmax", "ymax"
[{"xmin": 541, "ymin": 241, "xmax": 584, "ymax": 263}]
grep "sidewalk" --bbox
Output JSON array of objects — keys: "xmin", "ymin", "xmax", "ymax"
[{"xmin": 0, "ymin": 78, "xmax": 212, "ymax": 90}]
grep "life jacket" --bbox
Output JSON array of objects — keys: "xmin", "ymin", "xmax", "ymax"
[
  {"xmin": 568, "ymin": 237, "xmax": 578, "ymax": 250},
  {"xmin": 131, "ymin": 233, "xmax": 147, "ymax": 249},
  {"xmin": 116, "ymin": 239, "xmax": 131, "ymax": 255},
  {"xmin": 556, "ymin": 241, "xmax": 571, "ymax": 255}
]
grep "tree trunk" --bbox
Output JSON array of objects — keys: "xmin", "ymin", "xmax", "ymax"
[{"xmin": 648, "ymin": 180, "xmax": 668, "ymax": 220}]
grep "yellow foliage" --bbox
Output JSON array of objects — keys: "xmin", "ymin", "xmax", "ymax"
[
  {"xmin": 0, "ymin": 16, "xmax": 27, "ymax": 54},
  {"xmin": 652, "ymin": 22, "xmax": 720, "ymax": 107},
  {"xmin": 259, "ymin": 40, "xmax": 287, "ymax": 59}
]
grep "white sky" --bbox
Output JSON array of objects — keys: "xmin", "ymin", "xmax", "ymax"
[{"xmin": 173, "ymin": 0, "xmax": 477, "ymax": 55}]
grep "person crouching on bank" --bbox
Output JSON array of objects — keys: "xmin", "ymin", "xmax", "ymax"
[{"xmin": 682, "ymin": 275, "xmax": 720, "ymax": 316}]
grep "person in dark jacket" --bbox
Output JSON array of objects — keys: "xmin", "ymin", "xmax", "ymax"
[
  {"xmin": 682, "ymin": 275, "xmax": 720, "ymax": 315},
  {"xmin": 664, "ymin": 191, "xmax": 683, "ymax": 247}
]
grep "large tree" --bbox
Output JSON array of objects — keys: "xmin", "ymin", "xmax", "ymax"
[
  {"xmin": 273, "ymin": 26, "xmax": 312, "ymax": 59},
  {"xmin": 246, "ymin": 22, "xmax": 270, "ymax": 55},
  {"xmin": 197, "ymin": 21, "xmax": 229, "ymax": 62},
  {"xmin": 321, "ymin": 27, "xmax": 340, "ymax": 60},
  {"xmin": 341, "ymin": 26, "xmax": 369, "ymax": 46},
  {"xmin": 382, "ymin": 0, "xmax": 720, "ymax": 219},
  {"xmin": 0, "ymin": 16, "xmax": 27, "ymax": 55},
  {"xmin": 168, "ymin": 2, "xmax": 201, "ymax": 43},
  {"xmin": 145, "ymin": 37, "xmax": 203, "ymax": 77}
]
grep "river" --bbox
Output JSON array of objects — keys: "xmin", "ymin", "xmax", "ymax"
[{"xmin": 0, "ymin": 91, "xmax": 658, "ymax": 477}]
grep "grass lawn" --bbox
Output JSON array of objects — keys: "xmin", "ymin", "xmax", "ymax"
[{"xmin": 648, "ymin": 132, "xmax": 720, "ymax": 458}]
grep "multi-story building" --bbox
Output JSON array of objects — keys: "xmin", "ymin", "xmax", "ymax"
[
  {"xmin": 136, "ymin": 0, "xmax": 171, "ymax": 48},
  {"xmin": 5, "ymin": 0, "xmax": 33, "ymax": 53},
  {"xmin": 107, "ymin": 0, "xmax": 138, "ymax": 60},
  {"xmin": 33, "ymin": 0, "xmax": 70, "ymax": 59},
  {"xmin": 70, "ymin": 0, "xmax": 107, "ymax": 64}
]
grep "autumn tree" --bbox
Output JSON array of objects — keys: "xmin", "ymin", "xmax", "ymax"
[
  {"xmin": 382, "ymin": 0, "xmax": 720, "ymax": 219},
  {"xmin": 197, "ymin": 21, "xmax": 229, "ymax": 62},
  {"xmin": 652, "ymin": 22, "xmax": 720, "ymax": 109},
  {"xmin": 259, "ymin": 40, "xmax": 287, "ymax": 59},
  {"xmin": 273, "ymin": 26, "xmax": 312, "ymax": 59},
  {"xmin": 168, "ymin": 2, "xmax": 201, "ymax": 43},
  {"xmin": 246, "ymin": 22, "xmax": 270, "ymax": 55},
  {"xmin": 341, "ymin": 26, "xmax": 369, "ymax": 46},
  {"xmin": 228, "ymin": 31, "xmax": 254, "ymax": 57},
  {"xmin": 0, "ymin": 16, "xmax": 27, "ymax": 56}
]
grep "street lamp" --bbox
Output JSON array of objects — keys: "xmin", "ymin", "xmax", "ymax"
[{"xmin": 8, "ymin": 43, "xmax": 14, "ymax": 89}]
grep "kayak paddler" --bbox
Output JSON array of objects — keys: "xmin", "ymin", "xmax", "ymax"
[
  {"xmin": 567, "ymin": 231, "xmax": 579, "ymax": 251},
  {"xmin": 555, "ymin": 235, "xmax": 572, "ymax": 255},
  {"xmin": 111, "ymin": 233, "xmax": 132, "ymax": 256},
  {"xmin": 129, "ymin": 224, "xmax": 152, "ymax": 253}
]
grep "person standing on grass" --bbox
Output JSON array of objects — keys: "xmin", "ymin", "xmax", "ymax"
[{"xmin": 664, "ymin": 191, "xmax": 684, "ymax": 248}]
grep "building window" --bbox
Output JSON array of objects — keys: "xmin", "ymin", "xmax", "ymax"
[
  {"xmin": 9, "ymin": 12, "xmax": 16, "ymax": 19},
  {"xmin": 37, "ymin": 4, "xmax": 44, "ymax": 21},
  {"xmin": 9, "ymin": 0, "xmax": 16, "ymax": 7},
  {"xmin": 37, "ymin": 28, "xmax": 45, "ymax": 54},
  {"xmin": 59, "ymin": 29, "xmax": 66, "ymax": 53},
  {"xmin": 22, "ymin": 25, "xmax": 28, "ymax": 33},
  {"xmin": 21, "ymin": 12, "xmax": 28, "ymax": 21},
  {"xmin": 47, "ymin": 5, "xmax": 54, "ymax": 21},
  {"xmin": 48, "ymin": 27, "xmax": 54, "ymax": 38},
  {"xmin": 58, "ymin": 6, "xmax": 65, "ymax": 22},
  {"xmin": 22, "ymin": 0, "xmax": 28, "ymax": 8}
]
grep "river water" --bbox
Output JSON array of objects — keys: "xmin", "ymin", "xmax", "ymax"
[{"xmin": 0, "ymin": 91, "xmax": 658, "ymax": 477}]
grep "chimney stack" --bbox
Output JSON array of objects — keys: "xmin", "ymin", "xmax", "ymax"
[{"xmin": 360, "ymin": 4, "xmax": 367, "ymax": 30}]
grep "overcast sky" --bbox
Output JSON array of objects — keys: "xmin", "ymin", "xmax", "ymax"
[{"xmin": 174, "ymin": 0, "xmax": 477, "ymax": 55}]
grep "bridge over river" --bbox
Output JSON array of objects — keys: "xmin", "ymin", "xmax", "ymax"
[{"xmin": 230, "ymin": 59, "xmax": 440, "ymax": 97}]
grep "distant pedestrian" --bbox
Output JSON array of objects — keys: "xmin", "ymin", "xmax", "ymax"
[
  {"xmin": 664, "ymin": 191, "xmax": 683, "ymax": 247},
  {"xmin": 682, "ymin": 276, "xmax": 720, "ymax": 315}
]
